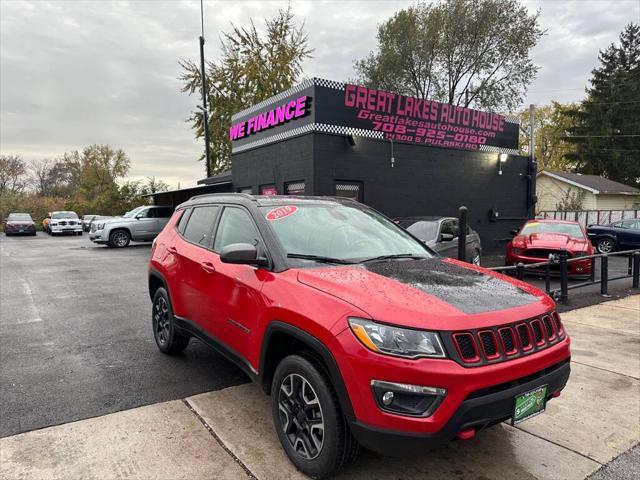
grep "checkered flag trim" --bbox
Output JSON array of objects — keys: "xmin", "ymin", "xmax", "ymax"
[
  {"xmin": 478, "ymin": 145, "xmax": 520, "ymax": 155},
  {"xmin": 286, "ymin": 182, "xmax": 305, "ymax": 193},
  {"xmin": 312, "ymin": 77, "xmax": 346, "ymax": 90},
  {"xmin": 336, "ymin": 184, "xmax": 360, "ymax": 192},
  {"xmin": 232, "ymin": 123, "xmax": 386, "ymax": 153},
  {"xmin": 502, "ymin": 114, "xmax": 519, "ymax": 124},
  {"xmin": 314, "ymin": 124, "xmax": 385, "ymax": 139}
]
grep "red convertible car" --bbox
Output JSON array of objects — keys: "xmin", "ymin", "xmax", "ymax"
[{"xmin": 506, "ymin": 219, "xmax": 594, "ymax": 276}]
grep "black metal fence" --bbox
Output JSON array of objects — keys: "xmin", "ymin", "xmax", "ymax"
[{"xmin": 490, "ymin": 250, "xmax": 640, "ymax": 304}]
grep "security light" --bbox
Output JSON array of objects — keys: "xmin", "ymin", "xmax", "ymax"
[{"xmin": 499, "ymin": 153, "xmax": 508, "ymax": 163}]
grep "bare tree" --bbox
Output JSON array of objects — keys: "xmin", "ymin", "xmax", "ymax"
[{"xmin": 0, "ymin": 155, "xmax": 28, "ymax": 194}]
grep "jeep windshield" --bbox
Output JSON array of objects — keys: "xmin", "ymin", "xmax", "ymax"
[{"xmin": 260, "ymin": 202, "xmax": 432, "ymax": 265}]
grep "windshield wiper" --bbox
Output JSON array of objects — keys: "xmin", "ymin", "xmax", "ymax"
[
  {"xmin": 359, "ymin": 253, "xmax": 428, "ymax": 263},
  {"xmin": 287, "ymin": 253, "xmax": 357, "ymax": 265}
]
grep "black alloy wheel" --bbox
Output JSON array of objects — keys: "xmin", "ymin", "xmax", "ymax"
[
  {"xmin": 151, "ymin": 287, "xmax": 189, "ymax": 354},
  {"xmin": 278, "ymin": 373, "xmax": 325, "ymax": 460},
  {"xmin": 271, "ymin": 355, "xmax": 359, "ymax": 479}
]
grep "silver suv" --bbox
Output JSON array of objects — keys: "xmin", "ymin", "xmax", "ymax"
[{"xmin": 89, "ymin": 205, "xmax": 173, "ymax": 248}]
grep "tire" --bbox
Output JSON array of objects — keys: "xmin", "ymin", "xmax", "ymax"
[
  {"xmin": 596, "ymin": 237, "xmax": 616, "ymax": 254},
  {"xmin": 152, "ymin": 287, "xmax": 190, "ymax": 354},
  {"xmin": 109, "ymin": 229, "xmax": 130, "ymax": 248},
  {"xmin": 472, "ymin": 249, "xmax": 481, "ymax": 266},
  {"xmin": 271, "ymin": 354, "xmax": 359, "ymax": 479},
  {"xmin": 77, "ymin": 231, "xmax": 82, "ymax": 236}
]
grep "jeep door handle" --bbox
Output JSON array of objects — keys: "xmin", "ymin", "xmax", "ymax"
[
  {"xmin": 201, "ymin": 261, "xmax": 216, "ymax": 273},
  {"xmin": 167, "ymin": 246, "xmax": 178, "ymax": 254}
]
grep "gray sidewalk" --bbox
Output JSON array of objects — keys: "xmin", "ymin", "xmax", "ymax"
[{"xmin": 2, "ymin": 296, "xmax": 639, "ymax": 480}]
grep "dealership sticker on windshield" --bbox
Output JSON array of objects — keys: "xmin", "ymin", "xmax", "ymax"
[
  {"xmin": 512, "ymin": 385, "xmax": 547, "ymax": 425},
  {"xmin": 266, "ymin": 205, "xmax": 298, "ymax": 221}
]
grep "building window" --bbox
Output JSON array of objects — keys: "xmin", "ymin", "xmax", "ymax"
[
  {"xmin": 286, "ymin": 181, "xmax": 305, "ymax": 195},
  {"xmin": 335, "ymin": 181, "xmax": 363, "ymax": 202},
  {"xmin": 260, "ymin": 184, "xmax": 278, "ymax": 196},
  {"xmin": 237, "ymin": 187, "xmax": 253, "ymax": 194}
]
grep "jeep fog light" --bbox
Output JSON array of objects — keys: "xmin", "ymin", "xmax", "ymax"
[{"xmin": 371, "ymin": 380, "xmax": 446, "ymax": 417}]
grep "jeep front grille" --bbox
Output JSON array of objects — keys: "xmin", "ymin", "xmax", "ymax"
[{"xmin": 446, "ymin": 311, "xmax": 566, "ymax": 366}]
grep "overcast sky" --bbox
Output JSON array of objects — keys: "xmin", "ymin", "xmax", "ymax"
[{"xmin": 1, "ymin": 0, "xmax": 638, "ymax": 188}]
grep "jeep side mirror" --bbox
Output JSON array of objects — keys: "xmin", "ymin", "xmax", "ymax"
[
  {"xmin": 440, "ymin": 233, "xmax": 454, "ymax": 242},
  {"xmin": 220, "ymin": 243, "xmax": 267, "ymax": 266},
  {"xmin": 135, "ymin": 213, "xmax": 143, "ymax": 219}
]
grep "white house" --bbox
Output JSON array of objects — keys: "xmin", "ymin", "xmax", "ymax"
[{"xmin": 536, "ymin": 171, "xmax": 640, "ymax": 212}]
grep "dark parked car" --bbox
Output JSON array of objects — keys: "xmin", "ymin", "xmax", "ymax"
[
  {"xmin": 395, "ymin": 216, "xmax": 482, "ymax": 265},
  {"xmin": 3, "ymin": 213, "xmax": 37, "ymax": 236},
  {"xmin": 587, "ymin": 219, "xmax": 640, "ymax": 253}
]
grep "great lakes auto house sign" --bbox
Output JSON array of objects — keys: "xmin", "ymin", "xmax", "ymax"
[{"xmin": 229, "ymin": 78, "xmax": 519, "ymax": 155}]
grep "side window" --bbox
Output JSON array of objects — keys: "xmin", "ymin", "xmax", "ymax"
[
  {"xmin": 621, "ymin": 220, "xmax": 638, "ymax": 229},
  {"xmin": 157, "ymin": 207, "xmax": 173, "ymax": 218},
  {"xmin": 138, "ymin": 208, "xmax": 153, "ymax": 219},
  {"xmin": 440, "ymin": 220, "xmax": 455, "ymax": 236},
  {"xmin": 182, "ymin": 206, "xmax": 219, "ymax": 247},
  {"xmin": 176, "ymin": 208, "xmax": 191, "ymax": 234},
  {"xmin": 213, "ymin": 207, "xmax": 261, "ymax": 252}
]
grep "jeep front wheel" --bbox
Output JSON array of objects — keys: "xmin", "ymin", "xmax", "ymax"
[
  {"xmin": 271, "ymin": 355, "xmax": 358, "ymax": 479},
  {"xmin": 109, "ymin": 229, "xmax": 130, "ymax": 248}
]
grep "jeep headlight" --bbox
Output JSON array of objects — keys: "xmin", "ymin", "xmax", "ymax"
[
  {"xmin": 348, "ymin": 318, "xmax": 446, "ymax": 359},
  {"xmin": 96, "ymin": 223, "xmax": 105, "ymax": 230}
]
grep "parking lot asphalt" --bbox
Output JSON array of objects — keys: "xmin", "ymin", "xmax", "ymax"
[{"xmin": 0, "ymin": 232, "xmax": 248, "ymax": 438}]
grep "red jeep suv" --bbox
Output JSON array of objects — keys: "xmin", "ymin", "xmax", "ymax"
[{"xmin": 148, "ymin": 194, "xmax": 570, "ymax": 479}]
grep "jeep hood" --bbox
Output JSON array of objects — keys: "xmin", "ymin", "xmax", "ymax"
[{"xmin": 297, "ymin": 258, "xmax": 552, "ymax": 330}]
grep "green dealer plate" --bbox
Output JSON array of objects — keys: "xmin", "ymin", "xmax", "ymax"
[{"xmin": 512, "ymin": 385, "xmax": 547, "ymax": 425}]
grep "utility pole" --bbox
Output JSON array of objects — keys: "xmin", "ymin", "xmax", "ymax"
[
  {"xmin": 199, "ymin": 0, "xmax": 212, "ymax": 178},
  {"xmin": 529, "ymin": 104, "xmax": 535, "ymax": 164},
  {"xmin": 528, "ymin": 104, "xmax": 537, "ymax": 219}
]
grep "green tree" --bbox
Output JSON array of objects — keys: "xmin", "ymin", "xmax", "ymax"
[
  {"xmin": 180, "ymin": 7, "xmax": 312, "ymax": 175},
  {"xmin": 354, "ymin": 0, "xmax": 544, "ymax": 111},
  {"xmin": 566, "ymin": 23, "xmax": 640, "ymax": 187},
  {"xmin": 518, "ymin": 102, "xmax": 578, "ymax": 172}
]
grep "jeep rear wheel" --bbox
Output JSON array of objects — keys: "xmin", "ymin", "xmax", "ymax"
[
  {"xmin": 271, "ymin": 355, "xmax": 358, "ymax": 479},
  {"xmin": 109, "ymin": 229, "xmax": 130, "ymax": 248},
  {"xmin": 152, "ymin": 287, "xmax": 189, "ymax": 354}
]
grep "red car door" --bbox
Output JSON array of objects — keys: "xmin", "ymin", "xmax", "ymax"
[
  {"xmin": 209, "ymin": 206, "xmax": 269, "ymax": 366},
  {"xmin": 172, "ymin": 205, "xmax": 221, "ymax": 332}
]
